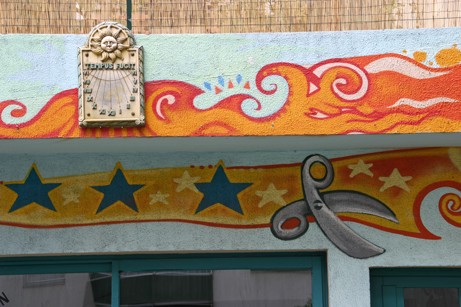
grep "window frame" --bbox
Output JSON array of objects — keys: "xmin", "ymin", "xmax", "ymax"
[
  {"xmin": 0, "ymin": 252, "xmax": 327, "ymax": 307},
  {"xmin": 371, "ymin": 268, "xmax": 461, "ymax": 307}
]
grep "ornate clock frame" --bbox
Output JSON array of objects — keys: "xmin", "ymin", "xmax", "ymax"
[{"xmin": 78, "ymin": 22, "xmax": 145, "ymax": 128}]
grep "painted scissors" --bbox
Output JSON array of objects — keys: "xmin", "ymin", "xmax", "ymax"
[{"xmin": 270, "ymin": 154, "xmax": 398, "ymax": 259}]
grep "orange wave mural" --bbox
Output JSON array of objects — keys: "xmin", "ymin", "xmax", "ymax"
[
  {"xmin": 1, "ymin": 53, "xmax": 461, "ymax": 138},
  {"xmin": 0, "ymin": 54, "xmax": 461, "ymax": 138}
]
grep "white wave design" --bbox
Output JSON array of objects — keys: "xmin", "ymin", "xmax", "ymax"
[
  {"xmin": 365, "ymin": 57, "xmax": 449, "ymax": 79},
  {"xmin": 193, "ymin": 74, "xmax": 289, "ymax": 119},
  {"xmin": 0, "ymin": 104, "xmax": 27, "ymax": 125},
  {"xmin": 155, "ymin": 94, "xmax": 176, "ymax": 119},
  {"xmin": 388, "ymin": 97, "xmax": 458, "ymax": 109},
  {"xmin": 309, "ymin": 110, "xmax": 329, "ymax": 119},
  {"xmin": 313, "ymin": 62, "xmax": 368, "ymax": 101}
]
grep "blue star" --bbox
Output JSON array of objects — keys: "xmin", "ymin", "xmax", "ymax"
[
  {"xmin": 5, "ymin": 166, "xmax": 61, "ymax": 213},
  {"xmin": 195, "ymin": 165, "xmax": 252, "ymax": 214},
  {"xmin": 92, "ymin": 168, "xmax": 144, "ymax": 214}
]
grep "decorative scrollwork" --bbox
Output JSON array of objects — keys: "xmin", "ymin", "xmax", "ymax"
[{"xmin": 439, "ymin": 192, "xmax": 461, "ymax": 227}]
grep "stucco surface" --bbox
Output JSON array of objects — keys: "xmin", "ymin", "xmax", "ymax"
[
  {"xmin": 2, "ymin": 27, "xmax": 461, "ymax": 306},
  {"xmin": 1, "ymin": 28, "xmax": 461, "ymax": 137},
  {"xmin": 0, "ymin": 149, "xmax": 461, "ymax": 307}
]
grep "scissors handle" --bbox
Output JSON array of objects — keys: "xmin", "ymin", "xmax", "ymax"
[
  {"xmin": 302, "ymin": 155, "xmax": 334, "ymax": 191},
  {"xmin": 270, "ymin": 154, "xmax": 333, "ymax": 240},
  {"xmin": 270, "ymin": 200, "xmax": 311, "ymax": 240}
]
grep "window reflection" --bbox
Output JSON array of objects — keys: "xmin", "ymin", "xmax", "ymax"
[
  {"xmin": 0, "ymin": 273, "xmax": 110, "ymax": 307},
  {"xmin": 0, "ymin": 269, "xmax": 312, "ymax": 306},
  {"xmin": 120, "ymin": 269, "xmax": 312, "ymax": 307},
  {"xmin": 404, "ymin": 288, "xmax": 459, "ymax": 307},
  {"xmin": 23, "ymin": 273, "xmax": 65, "ymax": 287}
]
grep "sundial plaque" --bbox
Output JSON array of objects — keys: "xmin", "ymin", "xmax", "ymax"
[{"xmin": 78, "ymin": 22, "xmax": 144, "ymax": 127}]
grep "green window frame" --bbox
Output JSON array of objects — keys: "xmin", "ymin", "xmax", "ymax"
[
  {"xmin": 371, "ymin": 268, "xmax": 461, "ymax": 307},
  {"xmin": 0, "ymin": 252, "xmax": 327, "ymax": 307}
]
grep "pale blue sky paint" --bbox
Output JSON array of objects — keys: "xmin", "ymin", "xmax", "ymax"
[{"xmin": 0, "ymin": 27, "xmax": 460, "ymax": 123}]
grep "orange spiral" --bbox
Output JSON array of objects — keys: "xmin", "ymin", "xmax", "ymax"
[{"xmin": 439, "ymin": 192, "xmax": 461, "ymax": 227}]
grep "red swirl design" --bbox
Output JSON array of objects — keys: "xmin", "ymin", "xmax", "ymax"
[
  {"xmin": 0, "ymin": 100, "xmax": 28, "ymax": 127},
  {"xmin": 439, "ymin": 192, "xmax": 461, "ymax": 227}
]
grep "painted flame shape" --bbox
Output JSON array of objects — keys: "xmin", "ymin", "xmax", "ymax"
[{"xmin": 1, "ymin": 53, "xmax": 461, "ymax": 138}]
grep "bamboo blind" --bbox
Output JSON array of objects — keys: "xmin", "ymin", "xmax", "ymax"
[{"xmin": 1, "ymin": 0, "xmax": 460, "ymax": 34}]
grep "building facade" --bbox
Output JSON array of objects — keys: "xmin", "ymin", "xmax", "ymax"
[{"xmin": 1, "ymin": 25, "xmax": 461, "ymax": 306}]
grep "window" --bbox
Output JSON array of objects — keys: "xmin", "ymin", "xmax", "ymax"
[
  {"xmin": 0, "ymin": 253, "xmax": 327, "ymax": 307},
  {"xmin": 371, "ymin": 268, "xmax": 461, "ymax": 307},
  {"xmin": 23, "ymin": 273, "xmax": 65, "ymax": 287}
]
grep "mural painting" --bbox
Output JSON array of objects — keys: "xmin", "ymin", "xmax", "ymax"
[
  {"xmin": 270, "ymin": 154, "xmax": 397, "ymax": 259},
  {"xmin": 1, "ymin": 34, "xmax": 461, "ymax": 137},
  {"xmin": 2, "ymin": 148, "xmax": 461, "ymax": 258}
]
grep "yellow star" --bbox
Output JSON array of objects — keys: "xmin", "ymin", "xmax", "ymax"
[
  {"xmin": 149, "ymin": 191, "xmax": 169, "ymax": 205},
  {"xmin": 348, "ymin": 159, "xmax": 373, "ymax": 178},
  {"xmin": 379, "ymin": 168, "xmax": 412, "ymax": 192},
  {"xmin": 255, "ymin": 183, "xmax": 288, "ymax": 208},
  {"xmin": 62, "ymin": 190, "xmax": 80, "ymax": 205},
  {"xmin": 173, "ymin": 171, "xmax": 200, "ymax": 193}
]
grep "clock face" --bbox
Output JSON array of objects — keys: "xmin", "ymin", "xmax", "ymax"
[{"xmin": 78, "ymin": 22, "xmax": 145, "ymax": 128}]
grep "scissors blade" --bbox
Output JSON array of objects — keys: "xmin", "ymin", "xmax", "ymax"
[
  {"xmin": 309, "ymin": 200, "xmax": 386, "ymax": 258},
  {"xmin": 322, "ymin": 191, "xmax": 398, "ymax": 223}
]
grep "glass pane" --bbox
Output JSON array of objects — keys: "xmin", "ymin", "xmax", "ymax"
[
  {"xmin": 120, "ymin": 269, "xmax": 312, "ymax": 307},
  {"xmin": 404, "ymin": 288, "xmax": 459, "ymax": 307},
  {"xmin": 0, "ymin": 272, "xmax": 111, "ymax": 307}
]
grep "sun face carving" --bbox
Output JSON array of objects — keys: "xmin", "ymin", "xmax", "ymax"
[{"xmin": 90, "ymin": 26, "xmax": 129, "ymax": 62}]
